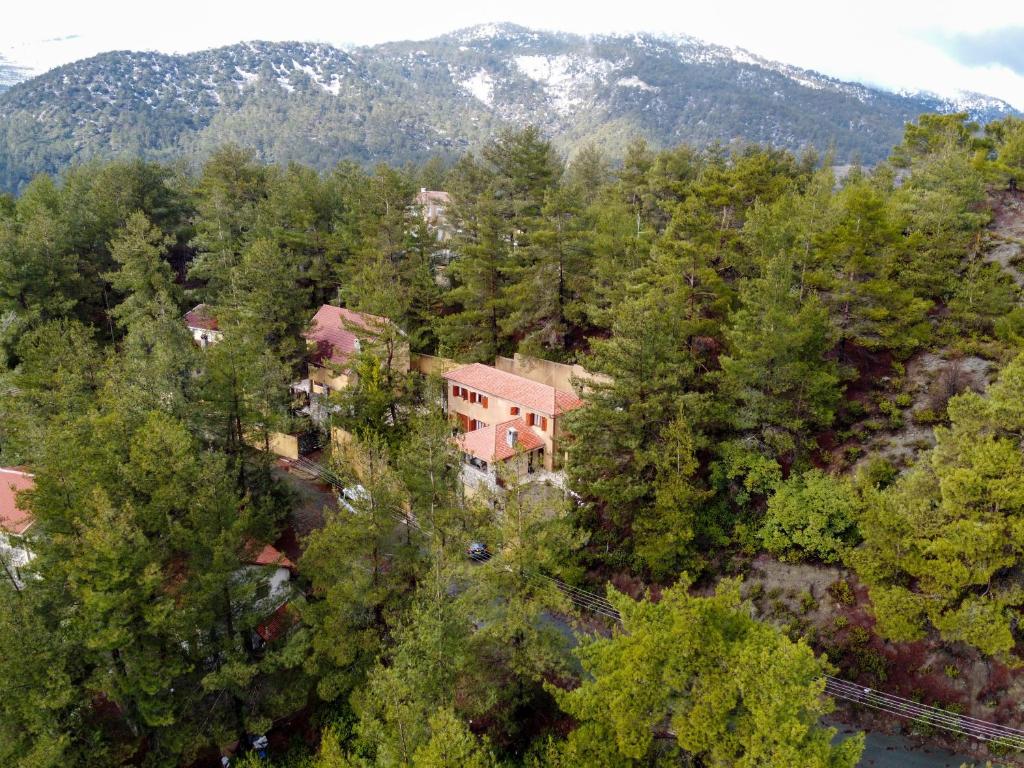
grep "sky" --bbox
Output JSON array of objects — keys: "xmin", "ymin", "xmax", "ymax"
[{"xmin": 3, "ymin": 0, "xmax": 1024, "ymax": 108}]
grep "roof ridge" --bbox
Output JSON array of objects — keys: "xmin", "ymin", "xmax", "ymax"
[
  {"xmin": 444, "ymin": 362, "xmax": 582, "ymax": 415},
  {"xmin": 0, "ymin": 467, "xmax": 33, "ymax": 477}
]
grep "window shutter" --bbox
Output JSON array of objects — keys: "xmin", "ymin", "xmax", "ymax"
[
  {"xmin": 541, "ymin": 417, "xmax": 548, "ymax": 430},
  {"xmin": 452, "ymin": 386, "xmax": 459, "ymax": 398},
  {"xmin": 510, "ymin": 406, "xmax": 519, "ymax": 416},
  {"xmin": 470, "ymin": 391, "xmax": 477, "ymax": 404},
  {"xmin": 482, "ymin": 396, "xmax": 488, "ymax": 408},
  {"xmin": 526, "ymin": 413, "xmax": 534, "ymax": 426}
]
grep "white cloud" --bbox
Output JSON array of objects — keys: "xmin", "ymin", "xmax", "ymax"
[{"xmin": 2, "ymin": 0, "xmax": 1024, "ymax": 108}]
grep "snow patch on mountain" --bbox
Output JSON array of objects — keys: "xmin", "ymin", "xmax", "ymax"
[
  {"xmin": 617, "ymin": 75, "xmax": 659, "ymax": 93},
  {"xmin": 234, "ymin": 67, "xmax": 258, "ymax": 89},
  {"xmin": 902, "ymin": 88, "xmax": 1018, "ymax": 119},
  {"xmin": 515, "ymin": 54, "xmax": 617, "ymax": 114},
  {"xmin": 460, "ymin": 69, "xmax": 495, "ymax": 106}
]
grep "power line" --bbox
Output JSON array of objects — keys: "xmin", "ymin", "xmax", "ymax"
[{"xmin": 293, "ymin": 456, "xmax": 1022, "ymax": 752}]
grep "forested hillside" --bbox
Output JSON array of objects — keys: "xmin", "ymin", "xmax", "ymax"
[
  {"xmin": 0, "ymin": 23, "xmax": 1017, "ymax": 193},
  {"xmin": 3, "ymin": 113, "xmax": 1024, "ymax": 767}
]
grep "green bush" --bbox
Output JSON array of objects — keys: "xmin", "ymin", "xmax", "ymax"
[
  {"xmin": 828, "ymin": 579, "xmax": 856, "ymax": 606},
  {"xmin": 877, "ymin": 400, "xmax": 904, "ymax": 428},
  {"xmin": 798, "ymin": 590, "xmax": 818, "ymax": 614},
  {"xmin": 857, "ymin": 455, "xmax": 898, "ymax": 489},
  {"xmin": 843, "ymin": 445, "xmax": 864, "ymax": 463},
  {"xmin": 912, "ymin": 408, "xmax": 942, "ymax": 425},
  {"xmin": 994, "ymin": 306, "xmax": 1024, "ymax": 345},
  {"xmin": 759, "ymin": 470, "xmax": 863, "ymax": 563}
]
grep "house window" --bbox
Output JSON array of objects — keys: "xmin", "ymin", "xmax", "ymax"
[
  {"xmin": 510, "ymin": 406, "xmax": 519, "ymax": 416},
  {"xmin": 469, "ymin": 391, "xmax": 477, "ymax": 404},
  {"xmin": 453, "ymin": 385, "xmax": 461, "ymax": 398}
]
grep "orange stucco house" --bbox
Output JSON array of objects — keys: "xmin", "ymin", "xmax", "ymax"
[{"xmin": 443, "ymin": 363, "xmax": 583, "ymax": 477}]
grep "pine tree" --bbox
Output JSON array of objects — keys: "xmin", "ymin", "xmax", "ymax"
[
  {"xmin": 188, "ymin": 146, "xmax": 270, "ymax": 303},
  {"xmin": 824, "ymin": 179, "xmax": 932, "ymax": 358},
  {"xmin": 719, "ymin": 257, "xmax": 840, "ymax": 458},
  {"xmin": 351, "ymin": 602, "xmax": 484, "ymax": 766},
  {"xmin": 554, "ymin": 578, "xmax": 863, "ymax": 767},
  {"xmin": 459, "ymin": 475, "xmax": 586, "ymax": 691},
  {"xmin": 0, "ymin": 176, "xmax": 80, "ymax": 358},
  {"xmin": 439, "ymin": 128, "xmax": 563, "ymax": 359},
  {"xmin": 104, "ymin": 211, "xmax": 196, "ymax": 418},
  {"xmin": 412, "ymin": 708, "xmax": 495, "ymax": 768},
  {"xmin": 300, "ymin": 436, "xmax": 417, "ymax": 703},
  {"xmin": 632, "ymin": 411, "xmax": 712, "ymax": 579},
  {"xmin": 502, "ymin": 184, "xmax": 594, "ymax": 359},
  {"xmin": 565, "ymin": 291, "xmax": 698, "ymax": 541},
  {"xmin": 439, "ymin": 189, "xmax": 508, "ymax": 359},
  {"xmin": 105, "ymin": 211, "xmax": 179, "ymax": 329},
  {"xmin": 850, "ymin": 353, "xmax": 1024, "ymax": 658}
]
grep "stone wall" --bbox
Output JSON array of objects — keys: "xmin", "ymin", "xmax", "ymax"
[{"xmin": 493, "ymin": 353, "xmax": 607, "ymax": 396}]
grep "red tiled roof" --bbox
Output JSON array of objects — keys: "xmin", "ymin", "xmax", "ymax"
[
  {"xmin": 304, "ymin": 304, "xmax": 388, "ymax": 369},
  {"xmin": 456, "ymin": 419, "xmax": 545, "ymax": 463},
  {"xmin": 443, "ymin": 363, "xmax": 583, "ymax": 416},
  {"xmin": 0, "ymin": 467, "xmax": 34, "ymax": 536},
  {"xmin": 243, "ymin": 541, "xmax": 295, "ymax": 570},
  {"xmin": 183, "ymin": 303, "xmax": 218, "ymax": 331},
  {"xmin": 256, "ymin": 602, "xmax": 297, "ymax": 643}
]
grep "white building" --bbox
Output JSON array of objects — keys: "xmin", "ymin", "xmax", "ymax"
[
  {"xmin": 184, "ymin": 304, "xmax": 223, "ymax": 348},
  {"xmin": 239, "ymin": 541, "xmax": 295, "ymax": 610}
]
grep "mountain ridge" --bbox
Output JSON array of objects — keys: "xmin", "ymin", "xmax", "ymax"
[{"xmin": 0, "ymin": 23, "xmax": 1018, "ymax": 192}]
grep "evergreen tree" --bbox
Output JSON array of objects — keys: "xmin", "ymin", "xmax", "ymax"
[
  {"xmin": 850, "ymin": 353, "xmax": 1024, "ymax": 658},
  {"xmin": 300, "ymin": 436, "xmax": 417, "ymax": 702},
  {"xmin": 105, "ymin": 212, "xmax": 179, "ymax": 329},
  {"xmin": 632, "ymin": 411, "xmax": 712, "ymax": 580},
  {"xmin": 411, "ymin": 708, "xmax": 495, "ymax": 768},
  {"xmin": 502, "ymin": 184, "xmax": 594, "ymax": 358},
  {"xmin": 824, "ymin": 179, "xmax": 931, "ymax": 358},
  {"xmin": 565, "ymin": 291, "xmax": 699, "ymax": 548},
  {"xmin": 719, "ymin": 257, "xmax": 840, "ymax": 459},
  {"xmin": 554, "ymin": 578, "xmax": 863, "ymax": 767},
  {"xmin": 760, "ymin": 469, "xmax": 862, "ymax": 563},
  {"xmin": 188, "ymin": 146, "xmax": 270, "ymax": 302}
]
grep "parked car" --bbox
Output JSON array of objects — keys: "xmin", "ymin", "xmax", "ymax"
[
  {"xmin": 337, "ymin": 484, "xmax": 370, "ymax": 513},
  {"xmin": 467, "ymin": 541, "xmax": 490, "ymax": 561}
]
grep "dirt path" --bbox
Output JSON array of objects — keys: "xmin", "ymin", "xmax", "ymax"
[{"xmin": 272, "ymin": 459, "xmax": 336, "ymax": 562}]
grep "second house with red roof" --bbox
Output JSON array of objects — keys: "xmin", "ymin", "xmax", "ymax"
[{"xmin": 304, "ymin": 304, "xmax": 410, "ymax": 396}]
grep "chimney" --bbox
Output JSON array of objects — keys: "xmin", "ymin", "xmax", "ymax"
[
  {"xmin": 506, "ymin": 427, "xmax": 518, "ymax": 448},
  {"xmin": 354, "ymin": 338, "xmax": 361, "ymax": 352}
]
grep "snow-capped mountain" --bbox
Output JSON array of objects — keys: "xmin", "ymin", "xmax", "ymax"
[{"xmin": 0, "ymin": 23, "xmax": 1017, "ymax": 192}]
